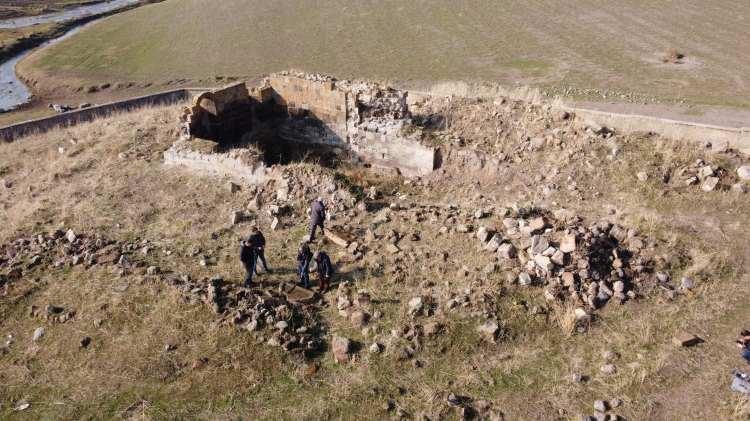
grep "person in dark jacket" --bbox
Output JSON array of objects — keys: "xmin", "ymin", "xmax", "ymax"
[
  {"xmin": 297, "ymin": 242, "xmax": 313, "ymax": 288},
  {"xmin": 248, "ymin": 227, "xmax": 270, "ymax": 274},
  {"xmin": 737, "ymin": 330, "xmax": 750, "ymax": 365},
  {"xmin": 240, "ymin": 230, "xmax": 258, "ymax": 287},
  {"xmin": 313, "ymin": 250, "xmax": 333, "ymax": 292},
  {"xmin": 309, "ymin": 197, "xmax": 326, "ymax": 241}
]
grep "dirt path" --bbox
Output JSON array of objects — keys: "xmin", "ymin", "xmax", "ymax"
[{"xmin": 569, "ymin": 100, "xmax": 750, "ymax": 129}]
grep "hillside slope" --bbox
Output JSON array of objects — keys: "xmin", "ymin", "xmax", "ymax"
[
  {"xmin": 1, "ymin": 99, "xmax": 749, "ymax": 419},
  {"xmin": 19, "ymin": 0, "xmax": 750, "ymax": 109}
]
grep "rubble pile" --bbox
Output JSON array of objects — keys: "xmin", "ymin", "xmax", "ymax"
[
  {"xmin": 410, "ymin": 95, "xmax": 579, "ymax": 157},
  {"xmin": 472, "ymin": 207, "xmax": 658, "ymax": 313},
  {"xmin": 0, "ymin": 230, "xmax": 323, "ymax": 356},
  {"xmin": 163, "ymin": 274, "xmax": 323, "ymax": 355},
  {"xmin": 265, "ymin": 165, "xmax": 359, "ymax": 211},
  {"xmin": 0, "ymin": 229, "xmax": 155, "ymax": 285},
  {"xmin": 672, "ymin": 158, "xmax": 737, "ymax": 192}
]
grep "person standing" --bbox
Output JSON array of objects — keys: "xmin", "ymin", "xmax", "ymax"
[
  {"xmin": 737, "ymin": 330, "xmax": 750, "ymax": 365},
  {"xmin": 309, "ymin": 197, "xmax": 326, "ymax": 241},
  {"xmin": 239, "ymin": 234, "xmax": 257, "ymax": 287},
  {"xmin": 297, "ymin": 242, "xmax": 313, "ymax": 288},
  {"xmin": 313, "ymin": 250, "xmax": 333, "ymax": 292},
  {"xmin": 248, "ymin": 226, "xmax": 270, "ymax": 274}
]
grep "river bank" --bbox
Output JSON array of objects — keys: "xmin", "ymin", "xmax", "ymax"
[{"xmin": 0, "ymin": 0, "xmax": 154, "ymax": 112}]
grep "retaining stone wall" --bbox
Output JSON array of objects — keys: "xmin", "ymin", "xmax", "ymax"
[{"xmin": 0, "ymin": 88, "xmax": 202, "ymax": 143}]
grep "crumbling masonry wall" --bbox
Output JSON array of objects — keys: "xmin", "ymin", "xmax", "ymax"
[
  {"xmin": 265, "ymin": 75, "xmax": 348, "ymax": 147},
  {"xmin": 172, "ymin": 74, "xmax": 438, "ymax": 179}
]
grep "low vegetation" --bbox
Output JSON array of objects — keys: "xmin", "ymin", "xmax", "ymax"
[{"xmin": 0, "ymin": 99, "xmax": 749, "ymax": 419}]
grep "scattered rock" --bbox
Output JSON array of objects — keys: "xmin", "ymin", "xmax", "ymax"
[
  {"xmin": 737, "ymin": 165, "xmax": 750, "ymax": 180},
  {"xmin": 456, "ymin": 224, "xmax": 473, "ymax": 233},
  {"xmin": 732, "ymin": 183, "xmax": 748, "ymax": 194},
  {"xmin": 476, "ymin": 226, "xmax": 493, "ymax": 243},
  {"xmin": 484, "ymin": 234, "xmax": 503, "ymax": 252},
  {"xmin": 680, "ymin": 276, "xmax": 694, "ymax": 290},
  {"xmin": 497, "ymin": 243, "xmax": 516, "ymax": 259},
  {"xmin": 560, "ymin": 234, "xmax": 576, "ymax": 253},
  {"xmin": 477, "ymin": 321, "xmax": 500, "ymax": 342},
  {"xmin": 600, "ymin": 364, "xmax": 617, "ymax": 375},
  {"xmin": 701, "ymin": 176, "xmax": 719, "ymax": 192},
  {"xmin": 32, "ymin": 327, "xmax": 45, "ymax": 342},
  {"xmin": 332, "ymin": 336, "xmax": 351, "ymax": 363},
  {"xmin": 408, "ymin": 296, "xmax": 424, "ymax": 315},
  {"xmin": 386, "ymin": 243, "xmax": 401, "ymax": 254},
  {"xmin": 593, "ymin": 400, "xmax": 608, "ymax": 413},
  {"xmin": 518, "ymin": 272, "xmax": 532, "ymax": 286}
]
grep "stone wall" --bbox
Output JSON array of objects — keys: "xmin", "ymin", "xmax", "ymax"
[
  {"xmin": 266, "ymin": 75, "xmax": 348, "ymax": 146},
  {"xmin": 350, "ymin": 129, "xmax": 436, "ymax": 177},
  {"xmin": 163, "ymin": 139, "xmax": 268, "ymax": 184},
  {"xmin": 1, "ymin": 88, "xmax": 197, "ymax": 143}
]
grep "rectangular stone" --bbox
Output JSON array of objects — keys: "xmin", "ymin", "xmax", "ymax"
[
  {"xmin": 385, "ymin": 243, "xmax": 401, "ymax": 254},
  {"xmin": 324, "ymin": 228, "xmax": 350, "ymax": 248}
]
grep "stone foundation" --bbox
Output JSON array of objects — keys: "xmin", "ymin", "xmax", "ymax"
[{"xmin": 164, "ymin": 139, "xmax": 268, "ymax": 184}]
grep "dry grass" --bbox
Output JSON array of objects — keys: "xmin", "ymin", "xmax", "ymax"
[{"xmin": 0, "ymin": 103, "xmax": 749, "ymax": 419}]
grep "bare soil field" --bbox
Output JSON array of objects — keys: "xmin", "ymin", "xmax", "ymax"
[
  {"xmin": 18, "ymin": 0, "xmax": 750, "ymax": 111},
  {"xmin": 1, "ymin": 91, "xmax": 749, "ymax": 419}
]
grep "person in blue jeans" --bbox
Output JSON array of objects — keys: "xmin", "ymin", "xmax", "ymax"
[
  {"xmin": 738, "ymin": 330, "xmax": 750, "ymax": 365},
  {"xmin": 297, "ymin": 242, "xmax": 312, "ymax": 288}
]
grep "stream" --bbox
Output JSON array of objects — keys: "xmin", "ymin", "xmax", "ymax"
[{"xmin": 0, "ymin": 0, "xmax": 140, "ymax": 112}]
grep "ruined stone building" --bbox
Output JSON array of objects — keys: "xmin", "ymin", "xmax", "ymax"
[{"xmin": 165, "ymin": 73, "xmax": 438, "ymax": 183}]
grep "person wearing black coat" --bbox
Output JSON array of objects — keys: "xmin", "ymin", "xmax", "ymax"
[
  {"xmin": 248, "ymin": 228, "xmax": 270, "ymax": 274},
  {"xmin": 309, "ymin": 197, "xmax": 326, "ymax": 241},
  {"xmin": 297, "ymin": 242, "xmax": 313, "ymax": 288},
  {"xmin": 313, "ymin": 250, "xmax": 333, "ymax": 292},
  {"xmin": 239, "ymin": 228, "xmax": 259, "ymax": 287}
]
